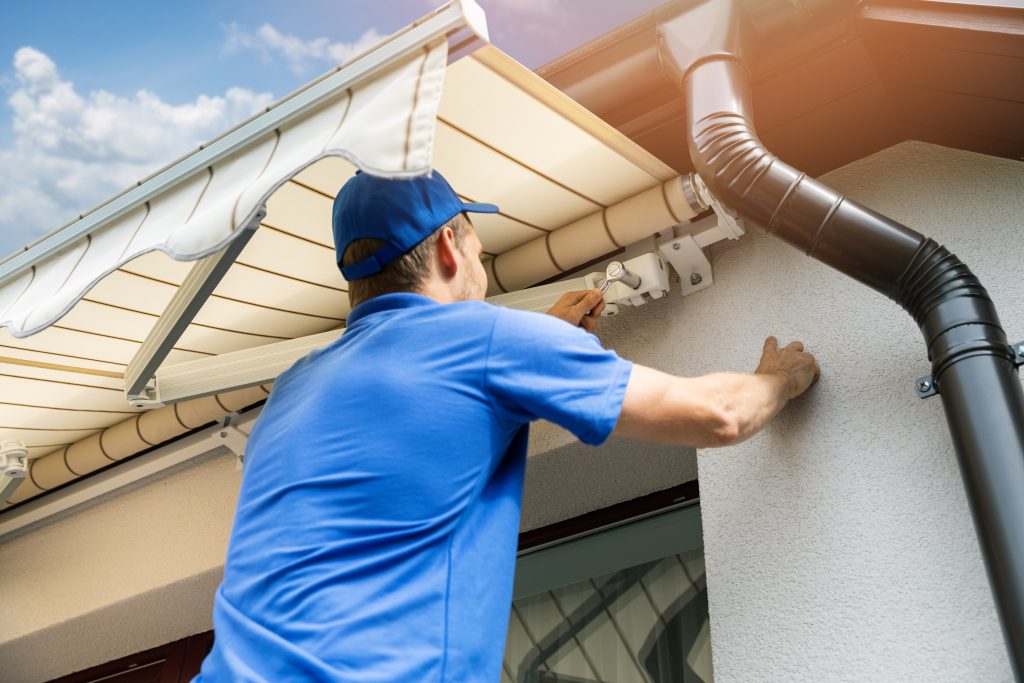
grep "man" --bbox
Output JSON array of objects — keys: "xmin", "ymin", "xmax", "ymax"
[{"xmin": 196, "ymin": 171, "xmax": 818, "ymax": 682}]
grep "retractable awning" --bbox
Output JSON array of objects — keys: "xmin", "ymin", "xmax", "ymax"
[{"xmin": 0, "ymin": 0, "xmax": 686, "ymax": 509}]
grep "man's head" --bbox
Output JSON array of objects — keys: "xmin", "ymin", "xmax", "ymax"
[{"xmin": 333, "ymin": 171, "xmax": 497, "ymax": 308}]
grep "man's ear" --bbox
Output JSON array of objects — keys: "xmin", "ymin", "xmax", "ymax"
[{"xmin": 435, "ymin": 226, "xmax": 460, "ymax": 280}]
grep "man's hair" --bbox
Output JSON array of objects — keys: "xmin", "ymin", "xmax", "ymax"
[{"xmin": 342, "ymin": 212, "xmax": 471, "ymax": 308}]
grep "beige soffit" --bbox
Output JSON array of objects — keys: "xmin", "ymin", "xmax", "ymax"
[{"xmin": 0, "ymin": 37, "xmax": 681, "ymax": 509}]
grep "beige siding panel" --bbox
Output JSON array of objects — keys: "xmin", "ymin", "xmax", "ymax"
[
  {"xmin": 174, "ymin": 326, "xmax": 287, "ymax": 357},
  {"xmin": 90, "ymin": 271, "xmax": 340, "ymax": 336},
  {"xmin": 213, "ymin": 266, "xmax": 347, "ymax": 319},
  {"xmin": 0, "ymin": 376, "xmax": 125, "ymax": 413},
  {"xmin": 237, "ymin": 228, "xmax": 346, "ymax": 291},
  {"xmin": 0, "ymin": 344, "xmax": 126, "ymax": 374},
  {"xmin": 433, "ymin": 122, "xmax": 598, "ymax": 229},
  {"xmin": 89, "ymin": 271, "xmax": 175, "ymax": 315},
  {"xmin": 0, "ymin": 404, "xmax": 130, "ymax": 431},
  {"xmin": 0, "ymin": 427, "xmax": 98, "ymax": 448},
  {"xmin": 1, "ymin": 326, "xmax": 137, "ymax": 365},
  {"xmin": 442, "ymin": 51, "xmax": 662, "ymax": 205},
  {"xmin": 292, "ymin": 156, "xmax": 357, "ymax": 197},
  {"xmin": 0, "ymin": 362, "xmax": 122, "ymax": 390},
  {"xmin": 264, "ymin": 182, "xmax": 335, "ymax": 247},
  {"xmin": 57, "ymin": 300, "xmax": 157, "ymax": 344},
  {"xmin": 470, "ymin": 212, "xmax": 545, "ymax": 255},
  {"xmin": 192, "ymin": 298, "xmax": 340, "ymax": 339},
  {"xmin": 120, "ymin": 250, "xmax": 192, "ymax": 287}
]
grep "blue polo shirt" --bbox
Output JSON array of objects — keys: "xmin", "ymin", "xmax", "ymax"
[{"xmin": 196, "ymin": 293, "xmax": 632, "ymax": 682}]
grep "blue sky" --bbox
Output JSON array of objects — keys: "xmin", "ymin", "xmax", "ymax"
[{"xmin": 0, "ymin": 0, "xmax": 664, "ymax": 259}]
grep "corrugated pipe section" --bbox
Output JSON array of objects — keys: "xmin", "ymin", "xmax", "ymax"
[
  {"xmin": 485, "ymin": 176, "xmax": 701, "ymax": 295},
  {"xmin": 658, "ymin": 1, "xmax": 1024, "ymax": 678},
  {"xmin": 5, "ymin": 384, "xmax": 272, "ymax": 507}
]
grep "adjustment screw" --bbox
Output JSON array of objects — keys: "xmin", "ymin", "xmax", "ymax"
[
  {"xmin": 918, "ymin": 380, "xmax": 931, "ymax": 392},
  {"xmin": 690, "ymin": 273, "xmax": 703, "ymax": 285},
  {"xmin": 219, "ymin": 431, "xmax": 228, "ymax": 438},
  {"xmin": 672, "ymin": 242, "xmax": 681, "ymax": 251}
]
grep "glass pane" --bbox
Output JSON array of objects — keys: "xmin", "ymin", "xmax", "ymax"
[{"xmin": 503, "ymin": 547, "xmax": 712, "ymax": 683}]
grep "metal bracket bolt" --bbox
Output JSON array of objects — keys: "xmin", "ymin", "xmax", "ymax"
[
  {"xmin": 215, "ymin": 415, "xmax": 249, "ymax": 470},
  {"xmin": 1013, "ymin": 340, "xmax": 1024, "ymax": 367},
  {"xmin": 916, "ymin": 376, "xmax": 938, "ymax": 399}
]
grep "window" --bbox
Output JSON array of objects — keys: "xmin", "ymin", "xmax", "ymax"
[{"xmin": 504, "ymin": 502, "xmax": 712, "ymax": 683}]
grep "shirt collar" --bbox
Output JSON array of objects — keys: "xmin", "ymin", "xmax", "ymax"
[{"xmin": 345, "ymin": 292, "xmax": 439, "ymax": 327}]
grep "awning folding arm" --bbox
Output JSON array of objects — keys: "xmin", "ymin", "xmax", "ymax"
[{"xmin": 125, "ymin": 210, "xmax": 265, "ymax": 407}]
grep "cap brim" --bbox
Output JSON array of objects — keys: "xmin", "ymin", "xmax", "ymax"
[{"xmin": 461, "ymin": 201, "xmax": 500, "ymax": 214}]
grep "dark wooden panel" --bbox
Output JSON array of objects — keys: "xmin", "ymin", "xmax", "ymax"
[
  {"xmin": 902, "ymin": 123, "xmax": 1024, "ymax": 162},
  {"xmin": 859, "ymin": 0, "xmax": 1024, "ymax": 58},
  {"xmin": 752, "ymin": 39, "xmax": 882, "ymax": 132},
  {"xmin": 760, "ymin": 82, "xmax": 900, "ymax": 177},
  {"xmin": 631, "ymin": 116, "xmax": 692, "ymax": 175},
  {"xmin": 871, "ymin": 43, "xmax": 1024, "ymax": 103},
  {"xmin": 178, "ymin": 631, "xmax": 215, "ymax": 682},
  {"xmin": 49, "ymin": 639, "xmax": 187, "ymax": 683},
  {"xmin": 891, "ymin": 84, "xmax": 1024, "ymax": 144}
]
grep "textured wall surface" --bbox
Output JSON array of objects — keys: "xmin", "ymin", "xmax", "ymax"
[{"xmin": 597, "ymin": 141, "xmax": 1018, "ymax": 682}]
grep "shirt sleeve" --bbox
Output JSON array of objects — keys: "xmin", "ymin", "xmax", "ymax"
[{"xmin": 485, "ymin": 306, "xmax": 633, "ymax": 446}]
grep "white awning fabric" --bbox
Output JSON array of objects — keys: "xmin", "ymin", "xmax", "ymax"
[
  {"xmin": 0, "ymin": 23, "xmax": 682, "ymax": 508},
  {"xmin": 0, "ymin": 39, "xmax": 447, "ymax": 339}
]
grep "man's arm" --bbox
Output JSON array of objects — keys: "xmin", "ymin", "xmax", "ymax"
[{"xmin": 613, "ymin": 337, "xmax": 820, "ymax": 447}]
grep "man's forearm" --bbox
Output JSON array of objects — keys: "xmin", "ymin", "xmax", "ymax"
[
  {"xmin": 613, "ymin": 366, "xmax": 794, "ymax": 448},
  {"xmin": 709, "ymin": 371, "xmax": 792, "ymax": 446}
]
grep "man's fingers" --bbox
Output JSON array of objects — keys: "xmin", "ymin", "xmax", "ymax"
[
  {"xmin": 589, "ymin": 297, "xmax": 606, "ymax": 318},
  {"xmin": 764, "ymin": 336, "xmax": 778, "ymax": 353},
  {"xmin": 785, "ymin": 340, "xmax": 805, "ymax": 352},
  {"xmin": 573, "ymin": 289, "xmax": 603, "ymax": 314}
]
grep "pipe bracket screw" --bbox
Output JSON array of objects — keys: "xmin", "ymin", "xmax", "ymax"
[
  {"xmin": 690, "ymin": 273, "xmax": 703, "ymax": 285},
  {"xmin": 915, "ymin": 376, "xmax": 938, "ymax": 399},
  {"xmin": 1012, "ymin": 340, "xmax": 1024, "ymax": 368}
]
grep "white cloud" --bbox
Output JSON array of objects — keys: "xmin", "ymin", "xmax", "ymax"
[
  {"xmin": 223, "ymin": 22, "xmax": 385, "ymax": 75},
  {"xmin": 0, "ymin": 47, "xmax": 273, "ymax": 258}
]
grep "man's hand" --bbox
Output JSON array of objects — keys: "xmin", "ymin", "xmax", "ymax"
[
  {"xmin": 613, "ymin": 336, "xmax": 821, "ymax": 448},
  {"xmin": 547, "ymin": 289, "xmax": 605, "ymax": 333},
  {"xmin": 754, "ymin": 336, "xmax": 820, "ymax": 399}
]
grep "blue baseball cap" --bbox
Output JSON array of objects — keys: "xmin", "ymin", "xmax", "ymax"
[{"xmin": 333, "ymin": 170, "xmax": 499, "ymax": 281}]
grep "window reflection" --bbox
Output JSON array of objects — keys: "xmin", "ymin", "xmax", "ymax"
[{"xmin": 504, "ymin": 547, "xmax": 712, "ymax": 683}]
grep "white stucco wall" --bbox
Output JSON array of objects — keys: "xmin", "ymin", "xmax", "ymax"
[{"xmin": 588, "ymin": 140, "xmax": 1019, "ymax": 681}]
